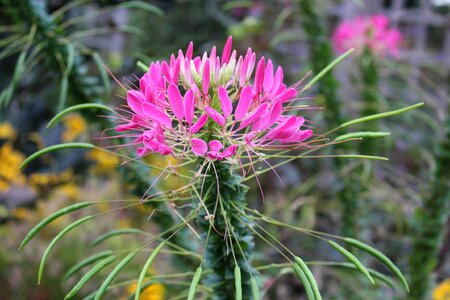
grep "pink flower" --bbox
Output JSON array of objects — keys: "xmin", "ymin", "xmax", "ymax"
[
  {"xmin": 332, "ymin": 14, "xmax": 403, "ymax": 57},
  {"xmin": 115, "ymin": 36, "xmax": 313, "ymax": 164}
]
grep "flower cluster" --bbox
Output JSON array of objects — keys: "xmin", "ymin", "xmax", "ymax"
[
  {"xmin": 332, "ymin": 14, "xmax": 403, "ymax": 57},
  {"xmin": 116, "ymin": 36, "xmax": 312, "ymax": 164}
]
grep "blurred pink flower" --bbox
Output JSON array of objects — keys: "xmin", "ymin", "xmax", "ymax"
[
  {"xmin": 115, "ymin": 36, "xmax": 312, "ymax": 165},
  {"xmin": 332, "ymin": 14, "xmax": 403, "ymax": 57}
]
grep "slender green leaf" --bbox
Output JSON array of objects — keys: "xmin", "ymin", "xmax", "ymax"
[
  {"xmin": 340, "ymin": 102, "xmax": 424, "ymax": 128},
  {"xmin": 187, "ymin": 267, "xmax": 202, "ymax": 300},
  {"xmin": 303, "ymin": 49, "xmax": 354, "ymax": 90},
  {"xmin": 20, "ymin": 142, "xmax": 94, "ymax": 169},
  {"xmin": 65, "ymin": 43, "xmax": 75, "ymax": 75},
  {"xmin": 92, "ymin": 53, "xmax": 111, "ymax": 96},
  {"xmin": 292, "ymin": 263, "xmax": 314, "ymax": 300},
  {"xmin": 47, "ymin": 104, "xmax": 114, "ymax": 128},
  {"xmin": 39, "ymin": 216, "xmax": 94, "ymax": 283},
  {"xmin": 234, "ymin": 266, "xmax": 242, "ymax": 300},
  {"xmin": 334, "ymin": 131, "xmax": 391, "ymax": 142},
  {"xmin": 58, "ymin": 75, "xmax": 69, "ymax": 112},
  {"xmin": 119, "ymin": 1, "xmax": 164, "ymax": 16},
  {"xmin": 137, "ymin": 60, "xmax": 149, "ymax": 72},
  {"xmin": 94, "ymin": 252, "xmax": 137, "ymax": 300},
  {"xmin": 250, "ymin": 277, "xmax": 260, "ymax": 300},
  {"xmin": 135, "ymin": 241, "xmax": 166, "ymax": 300},
  {"xmin": 19, "ymin": 202, "xmax": 93, "ymax": 250},
  {"xmin": 91, "ymin": 229, "xmax": 144, "ymax": 247},
  {"xmin": 327, "ymin": 240, "xmax": 375, "ymax": 285},
  {"xmin": 343, "ymin": 237, "xmax": 409, "ymax": 292},
  {"xmin": 64, "ymin": 251, "xmax": 114, "ymax": 281},
  {"xmin": 294, "ymin": 257, "xmax": 322, "ymax": 300},
  {"xmin": 65, "ymin": 255, "xmax": 116, "ymax": 299}
]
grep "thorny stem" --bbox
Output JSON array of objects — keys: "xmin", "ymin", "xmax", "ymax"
[{"xmin": 195, "ymin": 162, "xmax": 255, "ymax": 300}]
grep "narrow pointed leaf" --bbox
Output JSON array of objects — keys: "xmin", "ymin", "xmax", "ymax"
[
  {"xmin": 118, "ymin": 1, "xmax": 164, "ymax": 16},
  {"xmin": 294, "ymin": 256, "xmax": 322, "ymax": 300},
  {"xmin": 250, "ymin": 277, "xmax": 260, "ymax": 300},
  {"xmin": 91, "ymin": 229, "xmax": 144, "ymax": 247},
  {"xmin": 343, "ymin": 237, "xmax": 409, "ymax": 292},
  {"xmin": 64, "ymin": 251, "xmax": 113, "ymax": 281},
  {"xmin": 47, "ymin": 104, "xmax": 114, "ymax": 128},
  {"xmin": 292, "ymin": 263, "xmax": 314, "ymax": 300},
  {"xmin": 334, "ymin": 131, "xmax": 391, "ymax": 142},
  {"xmin": 39, "ymin": 216, "xmax": 94, "ymax": 283},
  {"xmin": 20, "ymin": 143, "xmax": 94, "ymax": 169},
  {"xmin": 94, "ymin": 252, "xmax": 137, "ymax": 300},
  {"xmin": 328, "ymin": 240, "xmax": 375, "ymax": 285},
  {"xmin": 19, "ymin": 202, "xmax": 93, "ymax": 250},
  {"xmin": 187, "ymin": 267, "xmax": 202, "ymax": 300},
  {"xmin": 65, "ymin": 255, "xmax": 116, "ymax": 299},
  {"xmin": 135, "ymin": 241, "xmax": 166, "ymax": 300},
  {"xmin": 340, "ymin": 102, "xmax": 424, "ymax": 128},
  {"xmin": 234, "ymin": 266, "xmax": 242, "ymax": 300}
]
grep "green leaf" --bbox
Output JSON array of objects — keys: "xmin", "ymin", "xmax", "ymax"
[
  {"xmin": 294, "ymin": 256, "xmax": 322, "ymax": 300},
  {"xmin": 334, "ymin": 131, "xmax": 391, "ymax": 142},
  {"xmin": 250, "ymin": 277, "xmax": 259, "ymax": 300},
  {"xmin": 65, "ymin": 43, "xmax": 75, "ymax": 75},
  {"xmin": 58, "ymin": 75, "xmax": 69, "ymax": 112},
  {"xmin": 19, "ymin": 202, "xmax": 93, "ymax": 250},
  {"xmin": 303, "ymin": 48, "xmax": 354, "ymax": 91},
  {"xmin": 64, "ymin": 251, "xmax": 114, "ymax": 281},
  {"xmin": 91, "ymin": 229, "xmax": 144, "ymax": 247},
  {"xmin": 340, "ymin": 102, "xmax": 424, "ymax": 129},
  {"xmin": 94, "ymin": 252, "xmax": 137, "ymax": 300},
  {"xmin": 327, "ymin": 240, "xmax": 375, "ymax": 285},
  {"xmin": 187, "ymin": 267, "xmax": 202, "ymax": 300},
  {"xmin": 47, "ymin": 104, "xmax": 114, "ymax": 128},
  {"xmin": 65, "ymin": 255, "xmax": 116, "ymax": 299},
  {"xmin": 234, "ymin": 266, "xmax": 242, "ymax": 300},
  {"xmin": 119, "ymin": 1, "xmax": 164, "ymax": 16},
  {"xmin": 39, "ymin": 216, "xmax": 94, "ymax": 284},
  {"xmin": 292, "ymin": 263, "xmax": 315, "ymax": 300},
  {"xmin": 137, "ymin": 60, "xmax": 149, "ymax": 72},
  {"xmin": 135, "ymin": 241, "xmax": 166, "ymax": 300},
  {"xmin": 20, "ymin": 142, "xmax": 94, "ymax": 169},
  {"xmin": 92, "ymin": 53, "xmax": 111, "ymax": 96},
  {"xmin": 343, "ymin": 237, "xmax": 409, "ymax": 292}
]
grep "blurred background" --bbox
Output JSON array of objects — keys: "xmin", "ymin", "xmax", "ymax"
[{"xmin": 0, "ymin": 0, "xmax": 449, "ymax": 299}]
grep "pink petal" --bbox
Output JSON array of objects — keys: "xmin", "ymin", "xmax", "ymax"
[
  {"xmin": 218, "ymin": 86, "xmax": 232, "ymax": 118},
  {"xmin": 186, "ymin": 41, "xmax": 193, "ymax": 60},
  {"xmin": 136, "ymin": 147, "xmax": 151, "ymax": 156},
  {"xmin": 263, "ymin": 59, "xmax": 273, "ymax": 92},
  {"xmin": 116, "ymin": 121, "xmax": 138, "ymax": 132},
  {"xmin": 221, "ymin": 36, "xmax": 233, "ymax": 65},
  {"xmin": 202, "ymin": 60, "xmax": 210, "ymax": 94},
  {"xmin": 167, "ymin": 84, "xmax": 184, "ymax": 122},
  {"xmin": 235, "ymin": 85, "xmax": 253, "ymax": 121},
  {"xmin": 191, "ymin": 138, "xmax": 208, "ymax": 156},
  {"xmin": 184, "ymin": 89, "xmax": 194, "ymax": 125},
  {"xmin": 142, "ymin": 102, "xmax": 172, "ymax": 127},
  {"xmin": 239, "ymin": 103, "xmax": 269, "ymax": 129},
  {"xmin": 277, "ymin": 88, "xmax": 297, "ymax": 102},
  {"xmin": 209, "ymin": 140, "xmax": 223, "ymax": 151},
  {"xmin": 271, "ymin": 66, "xmax": 283, "ymax": 93},
  {"xmin": 207, "ymin": 151, "xmax": 223, "ymax": 160},
  {"xmin": 190, "ymin": 114, "xmax": 208, "ymax": 134},
  {"xmin": 127, "ymin": 90, "xmax": 144, "ymax": 115},
  {"xmin": 222, "ymin": 145, "xmax": 237, "ymax": 158},
  {"xmin": 254, "ymin": 57, "xmax": 265, "ymax": 94},
  {"xmin": 205, "ymin": 106, "xmax": 226, "ymax": 126}
]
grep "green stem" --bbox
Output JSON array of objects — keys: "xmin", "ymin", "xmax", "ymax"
[
  {"xmin": 297, "ymin": 0, "xmax": 358, "ymax": 239},
  {"xmin": 196, "ymin": 162, "xmax": 254, "ymax": 300},
  {"xmin": 408, "ymin": 112, "xmax": 450, "ymax": 300}
]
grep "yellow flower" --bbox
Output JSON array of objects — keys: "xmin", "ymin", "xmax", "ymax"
[
  {"xmin": 0, "ymin": 122, "xmax": 17, "ymax": 140},
  {"xmin": 86, "ymin": 148, "xmax": 120, "ymax": 174},
  {"xmin": 434, "ymin": 278, "xmax": 450, "ymax": 300},
  {"xmin": 145, "ymin": 154, "xmax": 188, "ymax": 192},
  {"xmin": 53, "ymin": 183, "xmax": 79, "ymax": 200},
  {"xmin": 62, "ymin": 114, "xmax": 86, "ymax": 142},
  {"xmin": 0, "ymin": 143, "xmax": 26, "ymax": 190},
  {"xmin": 126, "ymin": 282, "xmax": 165, "ymax": 300},
  {"xmin": 11, "ymin": 207, "xmax": 31, "ymax": 220}
]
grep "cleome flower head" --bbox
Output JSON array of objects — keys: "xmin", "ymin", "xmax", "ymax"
[
  {"xmin": 332, "ymin": 14, "xmax": 403, "ymax": 57},
  {"xmin": 116, "ymin": 36, "xmax": 312, "ymax": 168}
]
